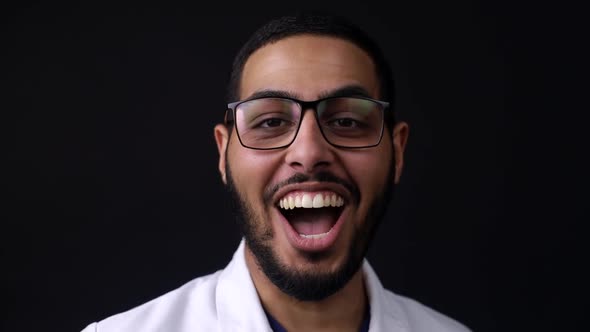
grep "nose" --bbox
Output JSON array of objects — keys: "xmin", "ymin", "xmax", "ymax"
[{"xmin": 284, "ymin": 110, "xmax": 335, "ymax": 173}]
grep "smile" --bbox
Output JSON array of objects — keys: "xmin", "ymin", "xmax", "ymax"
[
  {"xmin": 275, "ymin": 190, "xmax": 346, "ymax": 247},
  {"xmin": 278, "ymin": 192, "xmax": 344, "ymax": 210}
]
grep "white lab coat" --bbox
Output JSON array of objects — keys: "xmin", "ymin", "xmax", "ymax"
[{"xmin": 81, "ymin": 240, "xmax": 471, "ymax": 332}]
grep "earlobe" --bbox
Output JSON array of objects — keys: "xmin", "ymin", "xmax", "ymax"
[
  {"xmin": 214, "ymin": 124, "xmax": 229, "ymax": 184},
  {"xmin": 392, "ymin": 121, "xmax": 409, "ymax": 184}
]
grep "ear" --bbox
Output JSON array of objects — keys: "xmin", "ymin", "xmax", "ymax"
[
  {"xmin": 214, "ymin": 124, "xmax": 229, "ymax": 184},
  {"xmin": 392, "ymin": 121, "xmax": 409, "ymax": 184}
]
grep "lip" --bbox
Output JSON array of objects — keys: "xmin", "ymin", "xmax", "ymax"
[{"xmin": 271, "ymin": 182, "xmax": 350, "ymax": 252}]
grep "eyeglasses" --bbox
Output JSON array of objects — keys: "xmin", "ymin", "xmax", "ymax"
[{"xmin": 225, "ymin": 96, "xmax": 389, "ymax": 150}]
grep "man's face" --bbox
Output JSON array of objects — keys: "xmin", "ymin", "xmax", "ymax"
[{"xmin": 215, "ymin": 35, "xmax": 408, "ymax": 301}]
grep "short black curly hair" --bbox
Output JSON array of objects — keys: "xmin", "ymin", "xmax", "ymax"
[{"xmin": 226, "ymin": 10, "xmax": 396, "ymax": 129}]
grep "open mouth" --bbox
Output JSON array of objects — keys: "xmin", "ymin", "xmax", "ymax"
[{"xmin": 278, "ymin": 192, "xmax": 345, "ymax": 239}]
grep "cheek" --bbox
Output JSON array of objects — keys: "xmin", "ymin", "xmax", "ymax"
[
  {"xmin": 345, "ymin": 150, "xmax": 393, "ymax": 205},
  {"xmin": 227, "ymin": 141, "xmax": 281, "ymax": 205}
]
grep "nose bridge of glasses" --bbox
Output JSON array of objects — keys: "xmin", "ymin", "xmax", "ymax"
[
  {"xmin": 296, "ymin": 104, "xmax": 324, "ymax": 138},
  {"xmin": 296, "ymin": 99, "xmax": 325, "ymax": 127},
  {"xmin": 293, "ymin": 99, "xmax": 315, "ymax": 116}
]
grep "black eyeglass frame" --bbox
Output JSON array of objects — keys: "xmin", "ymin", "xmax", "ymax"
[{"xmin": 224, "ymin": 96, "xmax": 390, "ymax": 150}]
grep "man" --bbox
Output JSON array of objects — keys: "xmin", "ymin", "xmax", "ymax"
[{"xmin": 82, "ymin": 11, "xmax": 471, "ymax": 332}]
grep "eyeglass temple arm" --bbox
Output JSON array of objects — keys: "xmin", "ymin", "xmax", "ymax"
[{"xmin": 224, "ymin": 109, "xmax": 234, "ymax": 125}]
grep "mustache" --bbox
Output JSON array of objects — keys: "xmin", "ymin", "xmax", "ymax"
[{"xmin": 263, "ymin": 171, "xmax": 360, "ymax": 205}]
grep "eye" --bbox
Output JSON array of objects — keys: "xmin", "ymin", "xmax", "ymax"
[
  {"xmin": 325, "ymin": 116, "xmax": 365, "ymax": 129},
  {"xmin": 244, "ymin": 110, "xmax": 294, "ymax": 130},
  {"xmin": 331, "ymin": 118, "xmax": 359, "ymax": 128},
  {"xmin": 260, "ymin": 118, "xmax": 286, "ymax": 128}
]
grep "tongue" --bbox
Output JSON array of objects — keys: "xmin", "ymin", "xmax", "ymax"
[{"xmin": 289, "ymin": 208, "xmax": 335, "ymax": 235}]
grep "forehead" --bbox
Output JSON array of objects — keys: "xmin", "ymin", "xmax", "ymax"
[{"xmin": 240, "ymin": 35, "xmax": 380, "ymax": 100}]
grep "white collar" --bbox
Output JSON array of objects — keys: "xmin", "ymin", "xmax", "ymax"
[{"xmin": 215, "ymin": 239, "xmax": 410, "ymax": 332}]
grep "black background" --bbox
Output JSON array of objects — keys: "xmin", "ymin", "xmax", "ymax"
[{"xmin": 5, "ymin": 1, "xmax": 586, "ymax": 331}]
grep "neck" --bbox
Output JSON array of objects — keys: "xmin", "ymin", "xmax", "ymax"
[{"xmin": 245, "ymin": 246, "xmax": 368, "ymax": 332}]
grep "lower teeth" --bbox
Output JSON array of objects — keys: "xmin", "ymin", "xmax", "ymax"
[{"xmin": 299, "ymin": 228, "xmax": 332, "ymax": 239}]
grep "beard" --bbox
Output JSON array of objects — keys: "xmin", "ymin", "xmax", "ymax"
[{"xmin": 225, "ymin": 156, "xmax": 395, "ymax": 302}]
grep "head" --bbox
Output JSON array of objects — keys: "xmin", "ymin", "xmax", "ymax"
[{"xmin": 214, "ymin": 11, "xmax": 409, "ymax": 302}]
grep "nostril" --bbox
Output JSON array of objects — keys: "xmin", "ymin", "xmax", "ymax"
[
  {"xmin": 288, "ymin": 160, "xmax": 331, "ymax": 174},
  {"xmin": 285, "ymin": 136, "xmax": 334, "ymax": 172}
]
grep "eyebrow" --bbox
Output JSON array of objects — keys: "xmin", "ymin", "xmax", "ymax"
[
  {"xmin": 318, "ymin": 85, "xmax": 373, "ymax": 99},
  {"xmin": 245, "ymin": 84, "xmax": 373, "ymax": 101}
]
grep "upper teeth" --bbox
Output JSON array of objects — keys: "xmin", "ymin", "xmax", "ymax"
[{"xmin": 279, "ymin": 193, "xmax": 344, "ymax": 210}]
